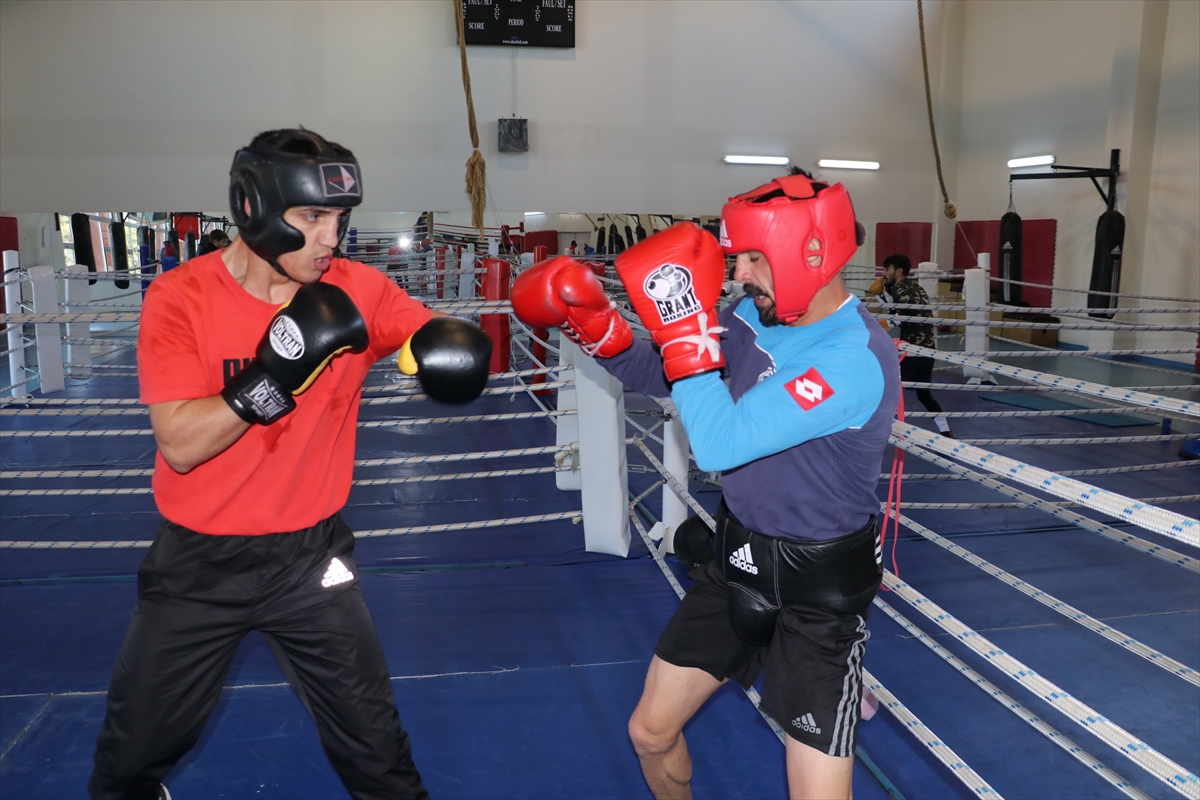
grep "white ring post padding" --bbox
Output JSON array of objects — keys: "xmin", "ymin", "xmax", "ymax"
[
  {"xmin": 883, "ymin": 572, "xmax": 1200, "ymax": 799},
  {"xmin": 30, "ymin": 265, "xmax": 64, "ymax": 394},
  {"xmin": 3, "ymin": 251, "xmax": 26, "ymax": 398},
  {"xmin": 893, "ymin": 440, "xmax": 1198, "ymax": 572},
  {"xmin": 554, "ymin": 340, "xmax": 581, "ymax": 491},
  {"xmin": 65, "ymin": 263, "xmax": 92, "ymax": 378},
  {"xmin": 660, "ymin": 413, "xmax": 691, "ymax": 554},
  {"xmin": 570, "ymin": 340, "xmax": 632, "ymax": 557},
  {"xmin": 902, "ymin": 344, "xmax": 1199, "ymax": 418},
  {"xmin": 892, "ymin": 422, "xmax": 1199, "ymax": 547},
  {"xmin": 964, "ymin": 267, "xmax": 989, "ymax": 380},
  {"xmin": 863, "ymin": 668, "xmax": 1003, "ymax": 797},
  {"xmin": 873, "ymin": 598, "xmax": 1150, "ymax": 800}
]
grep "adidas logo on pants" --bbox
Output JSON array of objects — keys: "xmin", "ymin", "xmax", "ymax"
[{"xmin": 321, "ymin": 557, "xmax": 354, "ymax": 588}]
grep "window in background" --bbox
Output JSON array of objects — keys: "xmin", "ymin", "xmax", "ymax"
[{"xmin": 57, "ymin": 213, "xmax": 76, "ymax": 267}]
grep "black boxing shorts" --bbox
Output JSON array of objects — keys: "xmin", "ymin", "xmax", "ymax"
[{"xmin": 653, "ymin": 499, "xmax": 881, "ymax": 756}]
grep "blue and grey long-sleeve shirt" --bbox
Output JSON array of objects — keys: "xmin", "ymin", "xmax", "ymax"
[{"xmin": 599, "ymin": 294, "xmax": 900, "ymax": 542}]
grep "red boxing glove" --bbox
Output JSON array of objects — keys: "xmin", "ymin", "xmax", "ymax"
[
  {"xmin": 615, "ymin": 223, "xmax": 727, "ymax": 382},
  {"xmin": 510, "ymin": 257, "xmax": 634, "ymax": 358}
]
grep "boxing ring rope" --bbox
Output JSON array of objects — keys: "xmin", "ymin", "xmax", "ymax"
[
  {"xmin": 872, "ymin": 597, "xmax": 1150, "ymax": 800},
  {"xmin": 892, "ymin": 423, "xmax": 1199, "ymax": 547},
  {"xmin": 900, "ymin": 344, "xmax": 1198, "ymax": 416},
  {"xmin": 888, "ymin": 460, "xmax": 1199, "ymax": 480},
  {"xmin": 900, "ymin": 382, "xmax": 1195, "ymax": 393},
  {"xmin": 889, "ymin": 440, "xmax": 1199, "ymax": 571},
  {"xmin": 899, "ymin": 495, "xmax": 1200, "ymax": 510},
  {"xmin": 890, "ymin": 510, "xmax": 1199, "ymax": 685},
  {"xmin": 883, "ymin": 571, "xmax": 1200, "ymax": 799}
]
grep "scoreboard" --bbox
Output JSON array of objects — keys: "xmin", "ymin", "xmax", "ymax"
[{"xmin": 462, "ymin": 0, "xmax": 575, "ymax": 48}]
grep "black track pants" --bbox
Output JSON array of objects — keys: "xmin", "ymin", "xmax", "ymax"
[{"xmin": 88, "ymin": 515, "xmax": 428, "ymax": 800}]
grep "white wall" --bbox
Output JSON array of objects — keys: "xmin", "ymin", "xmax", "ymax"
[
  {"xmin": 955, "ymin": 0, "xmax": 1198, "ymax": 359},
  {"xmin": 1, "ymin": 0, "xmax": 944, "ymax": 223}
]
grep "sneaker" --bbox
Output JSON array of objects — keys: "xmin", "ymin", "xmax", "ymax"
[{"xmin": 941, "ymin": 430, "xmax": 954, "ymax": 438}]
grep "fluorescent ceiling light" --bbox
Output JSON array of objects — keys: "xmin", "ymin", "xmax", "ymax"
[
  {"xmin": 524, "ymin": 211, "xmax": 544, "ymax": 216},
  {"xmin": 817, "ymin": 159, "xmax": 880, "ymax": 170},
  {"xmin": 723, "ymin": 155, "xmax": 790, "ymax": 166},
  {"xmin": 1007, "ymin": 155, "xmax": 1055, "ymax": 168}
]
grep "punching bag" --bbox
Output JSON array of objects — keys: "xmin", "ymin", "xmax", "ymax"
[
  {"xmin": 595, "ymin": 223, "xmax": 606, "ymax": 255},
  {"xmin": 609, "ymin": 223, "xmax": 625, "ymax": 254},
  {"xmin": 109, "ymin": 222, "xmax": 130, "ymax": 289},
  {"xmin": 634, "ymin": 215, "xmax": 647, "ymax": 242},
  {"xmin": 70, "ymin": 213, "xmax": 97, "ymax": 286},
  {"xmin": 138, "ymin": 226, "xmax": 154, "ymax": 296},
  {"xmin": 1087, "ymin": 209, "xmax": 1125, "ymax": 318},
  {"xmin": 185, "ymin": 231, "xmax": 197, "ymax": 261},
  {"xmin": 998, "ymin": 211, "xmax": 1023, "ymax": 305}
]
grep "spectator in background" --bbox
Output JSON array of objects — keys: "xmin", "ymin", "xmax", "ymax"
[
  {"xmin": 568, "ymin": 240, "xmax": 579, "ymax": 256},
  {"xmin": 197, "ymin": 229, "xmax": 231, "ymax": 256},
  {"xmin": 868, "ymin": 254, "xmax": 952, "ymax": 437}
]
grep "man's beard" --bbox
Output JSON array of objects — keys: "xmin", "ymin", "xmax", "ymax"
[{"xmin": 743, "ymin": 284, "xmax": 780, "ymax": 326}]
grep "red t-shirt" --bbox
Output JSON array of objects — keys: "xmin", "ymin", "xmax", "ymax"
[{"xmin": 138, "ymin": 252, "xmax": 432, "ymax": 535}]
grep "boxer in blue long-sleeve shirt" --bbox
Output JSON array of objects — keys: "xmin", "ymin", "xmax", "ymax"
[{"xmin": 511, "ymin": 172, "xmax": 898, "ymax": 800}]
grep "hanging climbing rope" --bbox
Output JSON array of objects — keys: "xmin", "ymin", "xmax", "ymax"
[
  {"xmin": 917, "ymin": 0, "xmax": 957, "ymax": 220},
  {"xmin": 453, "ymin": 0, "xmax": 487, "ymax": 236}
]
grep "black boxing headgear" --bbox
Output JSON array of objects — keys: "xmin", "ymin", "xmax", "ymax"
[{"xmin": 229, "ymin": 129, "xmax": 362, "ymax": 274}]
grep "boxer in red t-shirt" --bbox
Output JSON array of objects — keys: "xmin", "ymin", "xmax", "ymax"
[{"xmin": 89, "ymin": 129, "xmax": 490, "ymax": 800}]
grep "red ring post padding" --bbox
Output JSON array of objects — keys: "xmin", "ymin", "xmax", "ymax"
[
  {"xmin": 481, "ymin": 257, "xmax": 510, "ymax": 374},
  {"xmin": 435, "ymin": 247, "xmax": 445, "ymax": 299}
]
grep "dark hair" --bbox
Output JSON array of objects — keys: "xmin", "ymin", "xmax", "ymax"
[
  {"xmin": 209, "ymin": 229, "xmax": 230, "ymax": 245},
  {"xmin": 247, "ymin": 127, "xmax": 354, "ymax": 160},
  {"xmin": 882, "ymin": 253, "xmax": 912, "ymax": 275}
]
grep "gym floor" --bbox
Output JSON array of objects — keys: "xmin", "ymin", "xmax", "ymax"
[{"xmin": 2, "ymin": 338, "xmax": 1197, "ymax": 799}]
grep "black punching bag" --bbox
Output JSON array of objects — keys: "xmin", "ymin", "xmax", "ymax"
[
  {"xmin": 595, "ymin": 223, "xmax": 606, "ymax": 255},
  {"xmin": 70, "ymin": 213, "xmax": 97, "ymax": 286},
  {"xmin": 998, "ymin": 211, "xmax": 1023, "ymax": 305},
  {"xmin": 109, "ymin": 222, "xmax": 130, "ymax": 289},
  {"xmin": 1087, "ymin": 209, "xmax": 1125, "ymax": 318}
]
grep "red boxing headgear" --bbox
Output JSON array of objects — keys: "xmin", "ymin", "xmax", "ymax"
[{"xmin": 719, "ymin": 174, "xmax": 861, "ymax": 324}]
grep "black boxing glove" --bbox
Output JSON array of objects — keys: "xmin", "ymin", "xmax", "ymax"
[
  {"xmin": 223, "ymin": 282, "xmax": 369, "ymax": 424},
  {"xmin": 398, "ymin": 317, "xmax": 492, "ymax": 404}
]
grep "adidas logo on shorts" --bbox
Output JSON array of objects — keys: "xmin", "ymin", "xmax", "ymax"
[
  {"xmin": 321, "ymin": 557, "xmax": 355, "ymax": 588},
  {"xmin": 792, "ymin": 712, "xmax": 821, "ymax": 735},
  {"xmin": 729, "ymin": 543, "xmax": 758, "ymax": 575}
]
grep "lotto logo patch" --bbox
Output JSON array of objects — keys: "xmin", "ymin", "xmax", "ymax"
[
  {"xmin": 321, "ymin": 163, "xmax": 361, "ymax": 198},
  {"xmin": 643, "ymin": 263, "xmax": 701, "ymax": 325},
  {"xmin": 269, "ymin": 316, "xmax": 305, "ymax": 360},
  {"xmin": 786, "ymin": 368, "xmax": 834, "ymax": 411}
]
